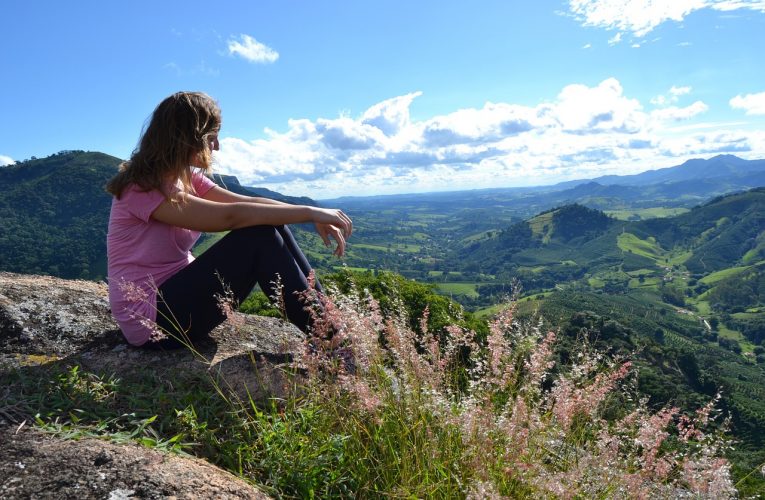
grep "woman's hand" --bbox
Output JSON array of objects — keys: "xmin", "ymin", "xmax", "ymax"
[
  {"xmin": 311, "ymin": 208, "xmax": 353, "ymax": 257},
  {"xmin": 315, "ymin": 223, "xmax": 346, "ymax": 256}
]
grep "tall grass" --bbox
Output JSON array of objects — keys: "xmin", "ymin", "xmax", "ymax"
[{"xmin": 10, "ymin": 278, "xmax": 742, "ymax": 498}]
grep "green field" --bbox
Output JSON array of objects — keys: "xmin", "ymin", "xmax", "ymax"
[
  {"xmin": 617, "ymin": 232, "xmax": 664, "ymax": 261},
  {"xmin": 435, "ymin": 282, "xmax": 481, "ymax": 298},
  {"xmin": 606, "ymin": 207, "xmax": 690, "ymax": 220},
  {"xmin": 527, "ymin": 212, "xmax": 554, "ymax": 243},
  {"xmin": 699, "ymin": 265, "xmax": 751, "ymax": 285},
  {"xmin": 354, "ymin": 243, "xmax": 422, "ymax": 253},
  {"xmin": 428, "ymin": 271, "xmax": 463, "ymax": 278}
]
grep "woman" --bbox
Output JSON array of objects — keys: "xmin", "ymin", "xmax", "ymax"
[{"xmin": 106, "ymin": 91, "xmax": 352, "ymax": 348}]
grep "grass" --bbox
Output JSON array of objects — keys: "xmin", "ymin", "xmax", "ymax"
[
  {"xmin": 435, "ymin": 282, "xmax": 480, "ymax": 298},
  {"xmin": 628, "ymin": 277, "xmax": 661, "ymax": 290},
  {"xmin": 527, "ymin": 212, "xmax": 554, "ymax": 244},
  {"xmin": 617, "ymin": 232, "xmax": 664, "ymax": 261},
  {"xmin": 428, "ymin": 271, "xmax": 463, "ymax": 278},
  {"xmin": 699, "ymin": 265, "xmax": 751, "ymax": 285},
  {"xmin": 354, "ymin": 243, "xmax": 422, "ymax": 253},
  {"xmin": 333, "ymin": 266, "xmax": 370, "ymax": 273},
  {"xmin": 605, "ymin": 207, "xmax": 690, "ymax": 220},
  {"xmin": 474, "ymin": 302, "xmax": 508, "ymax": 319},
  {"xmin": 588, "ymin": 277, "xmax": 605, "ymax": 288},
  {"xmin": 717, "ymin": 327, "xmax": 757, "ymax": 354},
  {"xmin": 742, "ymin": 245, "xmax": 765, "ymax": 264},
  {"xmin": 460, "ymin": 230, "xmax": 497, "ymax": 243},
  {"xmin": 668, "ymin": 250, "xmax": 693, "ymax": 266}
]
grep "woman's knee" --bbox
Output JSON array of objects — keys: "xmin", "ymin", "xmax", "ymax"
[{"xmin": 228, "ymin": 225, "xmax": 284, "ymax": 247}]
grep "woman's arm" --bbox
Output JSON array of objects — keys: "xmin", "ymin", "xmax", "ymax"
[
  {"xmin": 199, "ymin": 184, "xmax": 353, "ymax": 255},
  {"xmin": 152, "ymin": 188, "xmax": 353, "ymax": 255},
  {"xmin": 202, "ymin": 185, "xmax": 290, "ymax": 206}
]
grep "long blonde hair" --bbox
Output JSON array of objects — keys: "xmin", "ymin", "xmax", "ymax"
[{"xmin": 106, "ymin": 91, "xmax": 221, "ymax": 199}]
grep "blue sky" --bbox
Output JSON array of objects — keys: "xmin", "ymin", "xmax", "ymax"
[{"xmin": 2, "ymin": 0, "xmax": 765, "ymax": 198}]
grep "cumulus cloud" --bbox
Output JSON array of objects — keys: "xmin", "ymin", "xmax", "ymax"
[
  {"xmin": 551, "ymin": 78, "xmax": 644, "ymax": 133},
  {"xmin": 227, "ymin": 34, "xmax": 279, "ymax": 63},
  {"xmin": 730, "ymin": 91, "xmax": 765, "ymax": 115},
  {"xmin": 651, "ymin": 85, "xmax": 693, "ymax": 106},
  {"xmin": 0, "ymin": 155, "xmax": 14, "ymax": 166},
  {"xmin": 568, "ymin": 0, "xmax": 765, "ymax": 38},
  {"xmin": 651, "ymin": 101, "xmax": 709, "ymax": 121},
  {"xmin": 361, "ymin": 92, "xmax": 421, "ymax": 136},
  {"xmin": 210, "ymin": 78, "xmax": 764, "ymax": 198}
]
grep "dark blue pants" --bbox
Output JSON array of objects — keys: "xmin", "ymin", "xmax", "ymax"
[{"xmin": 149, "ymin": 225, "xmax": 321, "ymax": 349}]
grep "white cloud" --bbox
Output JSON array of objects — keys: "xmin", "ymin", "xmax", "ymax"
[
  {"xmin": 730, "ymin": 91, "xmax": 765, "ymax": 115},
  {"xmin": 651, "ymin": 85, "xmax": 693, "ymax": 105},
  {"xmin": 227, "ymin": 34, "xmax": 279, "ymax": 64},
  {"xmin": 209, "ymin": 79, "xmax": 763, "ymax": 198},
  {"xmin": 568, "ymin": 0, "xmax": 765, "ymax": 38},
  {"xmin": 650, "ymin": 101, "xmax": 709, "ymax": 121},
  {"xmin": 551, "ymin": 78, "xmax": 645, "ymax": 133},
  {"xmin": 0, "ymin": 155, "xmax": 14, "ymax": 166},
  {"xmin": 361, "ymin": 92, "xmax": 421, "ymax": 136},
  {"xmin": 670, "ymin": 85, "xmax": 692, "ymax": 97}
]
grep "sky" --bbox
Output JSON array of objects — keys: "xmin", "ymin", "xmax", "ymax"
[{"xmin": 2, "ymin": 0, "xmax": 765, "ymax": 198}]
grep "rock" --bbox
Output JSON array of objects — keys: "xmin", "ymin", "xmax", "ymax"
[
  {"xmin": 0, "ymin": 272, "xmax": 119, "ymax": 357},
  {"xmin": 0, "ymin": 272, "xmax": 309, "ymax": 499},
  {"xmin": 0, "ymin": 272, "xmax": 305, "ymax": 396},
  {"xmin": 0, "ymin": 426, "xmax": 269, "ymax": 499}
]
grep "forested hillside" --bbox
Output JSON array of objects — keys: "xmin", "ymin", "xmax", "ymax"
[{"xmin": 0, "ymin": 151, "xmax": 120, "ymax": 279}]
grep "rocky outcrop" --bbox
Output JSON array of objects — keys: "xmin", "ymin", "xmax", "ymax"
[
  {"xmin": 1, "ymin": 426, "xmax": 269, "ymax": 499},
  {"xmin": 0, "ymin": 272, "xmax": 304, "ymax": 394},
  {"xmin": 0, "ymin": 273, "xmax": 118, "ymax": 358},
  {"xmin": 0, "ymin": 272, "xmax": 307, "ymax": 499}
]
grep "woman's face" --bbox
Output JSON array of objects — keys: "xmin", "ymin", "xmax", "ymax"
[
  {"xmin": 190, "ymin": 133, "xmax": 219, "ymax": 167},
  {"xmin": 208, "ymin": 134, "xmax": 220, "ymax": 152}
]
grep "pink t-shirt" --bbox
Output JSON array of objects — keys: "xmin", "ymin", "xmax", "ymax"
[{"xmin": 107, "ymin": 173, "xmax": 216, "ymax": 346}]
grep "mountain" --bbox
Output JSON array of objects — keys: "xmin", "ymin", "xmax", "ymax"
[
  {"xmin": 632, "ymin": 188, "xmax": 765, "ymax": 273},
  {"xmin": 327, "ymin": 155, "xmax": 765, "ymax": 216},
  {"xmin": 586, "ymin": 154, "xmax": 765, "ymax": 187},
  {"xmin": 212, "ymin": 174, "xmax": 317, "ymax": 206},
  {"xmin": 0, "ymin": 151, "xmax": 314, "ymax": 280},
  {"xmin": 458, "ymin": 204, "xmax": 616, "ymax": 274},
  {"xmin": 0, "ymin": 151, "xmax": 121, "ymax": 279},
  {"xmin": 455, "ymin": 188, "xmax": 764, "ymax": 288}
]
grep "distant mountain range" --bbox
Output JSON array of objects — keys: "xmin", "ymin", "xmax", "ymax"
[
  {"xmin": 326, "ymin": 154, "xmax": 765, "ymax": 214},
  {"xmin": 556, "ymin": 154, "xmax": 765, "ymax": 188}
]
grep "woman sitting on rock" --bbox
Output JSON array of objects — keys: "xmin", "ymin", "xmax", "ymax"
[{"xmin": 106, "ymin": 91, "xmax": 352, "ymax": 349}]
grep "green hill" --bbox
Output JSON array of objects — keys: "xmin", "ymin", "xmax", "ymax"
[
  {"xmin": 0, "ymin": 151, "xmax": 121, "ymax": 279},
  {"xmin": 633, "ymin": 188, "xmax": 765, "ymax": 273}
]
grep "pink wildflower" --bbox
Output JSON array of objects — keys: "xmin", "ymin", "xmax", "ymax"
[{"xmin": 117, "ymin": 277, "xmax": 149, "ymax": 303}]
